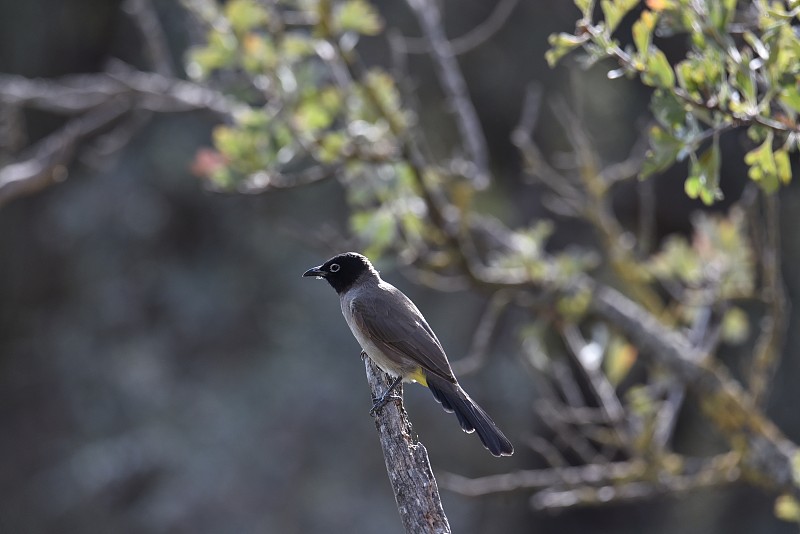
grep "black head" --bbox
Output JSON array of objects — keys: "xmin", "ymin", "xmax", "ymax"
[{"xmin": 302, "ymin": 252, "xmax": 377, "ymax": 294}]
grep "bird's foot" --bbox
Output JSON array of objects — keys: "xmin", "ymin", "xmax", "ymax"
[
  {"xmin": 360, "ymin": 350, "xmax": 368, "ymax": 361},
  {"xmin": 369, "ymin": 393, "xmax": 403, "ymax": 415}
]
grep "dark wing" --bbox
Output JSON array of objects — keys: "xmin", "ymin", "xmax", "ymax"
[{"xmin": 350, "ymin": 286, "xmax": 457, "ymax": 383}]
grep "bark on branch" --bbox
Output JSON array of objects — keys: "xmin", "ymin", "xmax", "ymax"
[
  {"xmin": 0, "ymin": 103, "xmax": 129, "ymax": 207},
  {"xmin": 363, "ymin": 356, "xmax": 451, "ymax": 534},
  {"xmin": 591, "ymin": 284, "xmax": 800, "ymax": 495}
]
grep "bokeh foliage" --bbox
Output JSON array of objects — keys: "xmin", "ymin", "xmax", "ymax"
[
  {"xmin": 180, "ymin": 0, "xmax": 789, "ymax": 399},
  {"xmin": 548, "ymin": 0, "xmax": 800, "ymax": 204},
  {"xmin": 178, "ymin": 0, "xmax": 800, "ymax": 522},
  {"xmin": 3, "ymin": 0, "xmax": 799, "ymax": 531}
]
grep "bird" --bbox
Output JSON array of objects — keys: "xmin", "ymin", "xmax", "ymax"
[{"xmin": 303, "ymin": 252, "xmax": 513, "ymax": 457}]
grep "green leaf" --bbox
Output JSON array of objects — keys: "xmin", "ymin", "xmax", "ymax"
[
  {"xmin": 242, "ymin": 33, "xmax": 278, "ymax": 73},
  {"xmin": 225, "ymin": 0, "xmax": 269, "ymax": 34},
  {"xmin": 601, "ymin": 0, "xmax": 638, "ymax": 33},
  {"xmin": 651, "ymin": 89, "xmax": 686, "ymax": 128},
  {"xmin": 686, "ymin": 140, "xmax": 722, "ymax": 205},
  {"xmin": 605, "ymin": 338, "xmax": 638, "ymax": 386},
  {"xmin": 632, "ymin": 10, "xmax": 657, "ymax": 56},
  {"xmin": 546, "ymin": 32, "xmax": 588, "ymax": 67},
  {"xmin": 721, "ymin": 307, "xmax": 750, "ymax": 345},
  {"xmin": 775, "ymin": 148, "xmax": 793, "ymax": 185},
  {"xmin": 641, "ymin": 125, "xmax": 684, "ymax": 178},
  {"xmin": 351, "ymin": 208, "xmax": 397, "ymax": 259},
  {"xmin": 733, "ymin": 57, "xmax": 757, "ymax": 109},
  {"xmin": 676, "ymin": 59, "xmax": 703, "ymax": 97},
  {"xmin": 647, "ymin": 235, "xmax": 702, "ymax": 284},
  {"xmin": 319, "ymin": 86, "xmax": 343, "ymax": 113},
  {"xmin": 334, "ymin": 0, "xmax": 383, "ymax": 36},
  {"xmin": 722, "ymin": 0, "xmax": 738, "ymax": 25},
  {"xmin": 642, "ymin": 48, "xmax": 675, "ymax": 88},
  {"xmin": 281, "ymin": 33, "xmax": 315, "ymax": 61},
  {"xmin": 770, "ymin": 24, "xmax": 800, "ymax": 73},
  {"xmin": 744, "ymin": 132, "xmax": 780, "ymax": 192},
  {"xmin": 214, "ymin": 125, "xmax": 247, "ymax": 159},
  {"xmin": 709, "ymin": 0, "xmax": 737, "ymax": 30},
  {"xmin": 318, "ymin": 132, "xmax": 347, "ymax": 163},
  {"xmin": 779, "ymin": 87, "xmax": 800, "ymax": 114},
  {"xmin": 574, "ymin": 0, "xmax": 595, "ymax": 18},
  {"xmin": 684, "ymin": 175, "xmax": 701, "ymax": 198},
  {"xmin": 359, "ymin": 69, "xmax": 405, "ymax": 129},
  {"xmin": 294, "ymin": 100, "xmax": 333, "ymax": 132},
  {"xmin": 209, "ymin": 166, "xmax": 235, "ymax": 189},
  {"xmin": 293, "ymin": 87, "xmax": 342, "ymax": 136},
  {"xmin": 775, "ymin": 494, "xmax": 800, "ymax": 523},
  {"xmin": 187, "ymin": 30, "xmax": 237, "ymax": 79}
]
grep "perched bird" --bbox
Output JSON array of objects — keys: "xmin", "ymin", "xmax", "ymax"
[{"xmin": 303, "ymin": 252, "xmax": 513, "ymax": 457}]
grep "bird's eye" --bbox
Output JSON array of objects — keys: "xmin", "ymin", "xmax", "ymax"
[{"xmin": 329, "ymin": 263, "xmax": 340, "ymax": 272}]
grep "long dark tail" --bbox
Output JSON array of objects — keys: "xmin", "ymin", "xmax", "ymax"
[{"xmin": 427, "ymin": 376, "xmax": 513, "ymax": 457}]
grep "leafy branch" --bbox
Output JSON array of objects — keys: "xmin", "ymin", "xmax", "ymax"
[{"xmin": 547, "ymin": 0, "xmax": 800, "ymax": 203}]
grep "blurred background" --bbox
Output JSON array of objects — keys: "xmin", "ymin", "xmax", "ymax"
[{"xmin": 0, "ymin": 1, "xmax": 798, "ymax": 533}]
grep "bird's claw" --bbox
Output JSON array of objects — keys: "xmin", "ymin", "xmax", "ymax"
[{"xmin": 369, "ymin": 393, "xmax": 403, "ymax": 415}]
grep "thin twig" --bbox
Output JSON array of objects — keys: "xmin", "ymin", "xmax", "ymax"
[
  {"xmin": 592, "ymin": 283, "xmax": 800, "ymax": 497},
  {"xmin": 512, "ymin": 85, "xmax": 584, "ymax": 208},
  {"xmin": 80, "ymin": 110, "xmax": 154, "ymax": 171},
  {"xmin": 452, "ymin": 291, "xmax": 512, "ymax": 375},
  {"xmin": 0, "ymin": 103, "xmax": 129, "ymax": 207},
  {"xmin": 405, "ymin": 0, "xmax": 491, "ymax": 189},
  {"xmin": 234, "ymin": 164, "xmax": 341, "ymax": 193},
  {"xmin": 636, "ymin": 175, "xmax": 656, "ymax": 256},
  {"xmin": 749, "ymin": 193, "xmax": 788, "ymax": 405},
  {"xmin": 652, "ymin": 305, "xmax": 715, "ymax": 449},
  {"xmin": 561, "ymin": 324, "xmax": 630, "ymax": 451},
  {"xmin": 531, "ymin": 462, "xmax": 738, "ymax": 510},
  {"xmin": 0, "ymin": 102, "xmax": 25, "ymax": 161},
  {"xmin": 123, "ymin": 0, "xmax": 175, "ymax": 76},
  {"xmin": 527, "ymin": 436, "xmax": 569, "ymax": 468},
  {"xmin": 598, "ymin": 131, "xmax": 649, "ymax": 186},
  {"xmin": 397, "ymin": 0, "xmax": 519, "ymax": 56},
  {"xmin": 551, "ymin": 98, "xmax": 664, "ymax": 314},
  {"xmin": 439, "ymin": 453, "xmax": 740, "ymax": 506},
  {"xmin": 536, "ymin": 401, "xmax": 603, "ymax": 464}
]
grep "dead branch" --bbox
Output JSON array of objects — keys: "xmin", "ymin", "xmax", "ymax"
[
  {"xmin": 0, "ymin": 69, "xmax": 236, "ymax": 118},
  {"xmin": 440, "ymin": 453, "xmax": 741, "ymax": 510},
  {"xmin": 0, "ymin": 103, "xmax": 129, "ymax": 207},
  {"xmin": 363, "ymin": 356, "xmax": 451, "ymax": 534}
]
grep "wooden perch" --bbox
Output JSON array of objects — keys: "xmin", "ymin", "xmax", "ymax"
[{"xmin": 362, "ymin": 355, "xmax": 451, "ymax": 534}]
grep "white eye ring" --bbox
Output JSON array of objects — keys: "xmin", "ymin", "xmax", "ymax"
[{"xmin": 329, "ymin": 263, "xmax": 340, "ymax": 272}]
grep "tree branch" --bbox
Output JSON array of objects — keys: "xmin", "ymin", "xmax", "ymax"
[
  {"xmin": 0, "ymin": 102, "xmax": 129, "ymax": 207},
  {"xmin": 363, "ymin": 356, "xmax": 451, "ymax": 534},
  {"xmin": 351, "ymin": 59, "xmax": 800, "ymax": 494},
  {"xmin": 0, "ymin": 69, "xmax": 236, "ymax": 118},
  {"xmin": 0, "ymin": 66, "xmax": 240, "ymax": 206},
  {"xmin": 591, "ymin": 284, "xmax": 800, "ymax": 496},
  {"xmin": 404, "ymin": 0, "xmax": 491, "ymax": 189},
  {"xmin": 123, "ymin": 0, "xmax": 175, "ymax": 77},
  {"xmin": 439, "ymin": 453, "xmax": 740, "ymax": 501},
  {"xmin": 451, "ymin": 291, "xmax": 511, "ymax": 376},
  {"xmin": 749, "ymin": 193, "xmax": 788, "ymax": 406}
]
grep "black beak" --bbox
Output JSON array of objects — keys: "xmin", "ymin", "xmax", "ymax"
[{"xmin": 302, "ymin": 265, "xmax": 327, "ymax": 278}]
